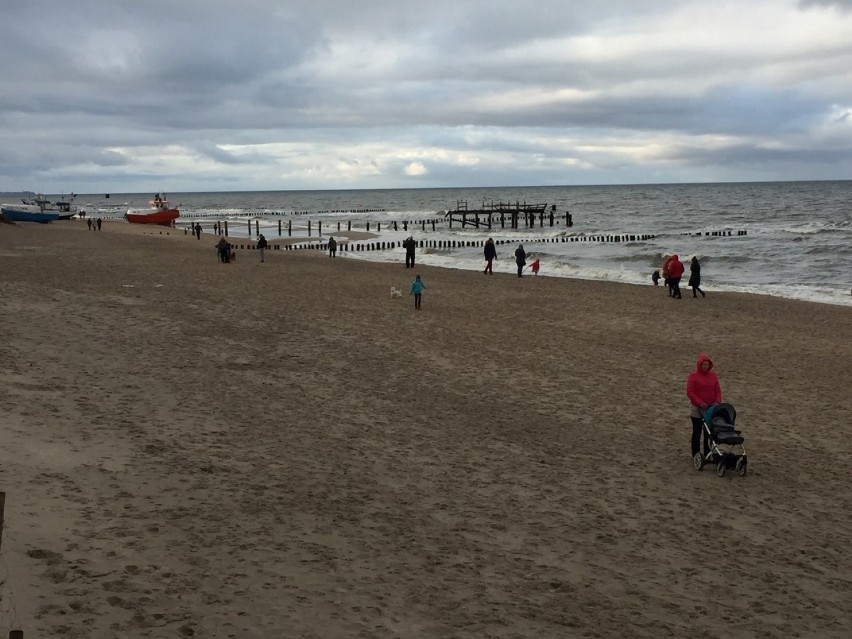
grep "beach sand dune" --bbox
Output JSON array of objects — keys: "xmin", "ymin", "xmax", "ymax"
[{"xmin": 1, "ymin": 221, "xmax": 851, "ymax": 638}]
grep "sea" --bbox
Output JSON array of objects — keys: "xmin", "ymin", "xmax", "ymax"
[{"xmin": 56, "ymin": 181, "xmax": 852, "ymax": 307}]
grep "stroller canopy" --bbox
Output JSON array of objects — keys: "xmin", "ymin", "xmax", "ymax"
[{"xmin": 705, "ymin": 403, "xmax": 737, "ymax": 427}]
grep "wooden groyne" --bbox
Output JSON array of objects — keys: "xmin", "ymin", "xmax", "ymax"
[{"xmin": 220, "ymin": 229, "xmax": 748, "ymax": 255}]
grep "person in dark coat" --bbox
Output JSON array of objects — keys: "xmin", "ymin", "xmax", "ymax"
[
  {"xmin": 216, "ymin": 237, "xmax": 231, "ymax": 263},
  {"xmin": 514, "ymin": 243, "xmax": 527, "ymax": 277},
  {"xmin": 194, "ymin": 223, "xmax": 202, "ymax": 240},
  {"xmin": 483, "ymin": 238, "xmax": 497, "ymax": 274},
  {"xmin": 328, "ymin": 236, "xmax": 337, "ymax": 258},
  {"xmin": 689, "ymin": 256, "xmax": 705, "ymax": 298},
  {"xmin": 257, "ymin": 234, "xmax": 268, "ymax": 262},
  {"xmin": 403, "ymin": 236, "xmax": 416, "ymax": 268}
]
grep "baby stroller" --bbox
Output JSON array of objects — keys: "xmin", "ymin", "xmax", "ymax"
[{"xmin": 692, "ymin": 403, "xmax": 748, "ymax": 477}]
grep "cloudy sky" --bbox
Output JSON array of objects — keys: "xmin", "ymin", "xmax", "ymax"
[{"xmin": 1, "ymin": 0, "xmax": 851, "ymax": 193}]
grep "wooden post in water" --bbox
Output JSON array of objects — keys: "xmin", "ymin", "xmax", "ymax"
[
  {"xmin": 255, "ymin": 220, "xmax": 259, "ymax": 236},
  {"xmin": 288, "ymin": 220, "xmax": 292, "ymax": 236},
  {"xmin": 247, "ymin": 220, "xmax": 251, "ymax": 236},
  {"xmin": 308, "ymin": 220, "xmax": 312, "ymax": 237},
  {"xmin": 421, "ymin": 220, "xmax": 425, "ymax": 232},
  {"xmin": 348, "ymin": 220, "xmax": 351, "ymax": 231},
  {"xmin": 318, "ymin": 221, "xmax": 322, "ymax": 236},
  {"xmin": 431, "ymin": 220, "xmax": 436, "ymax": 232},
  {"xmin": 224, "ymin": 220, "xmax": 229, "ymax": 237},
  {"xmin": 278, "ymin": 220, "xmax": 282, "ymax": 236}
]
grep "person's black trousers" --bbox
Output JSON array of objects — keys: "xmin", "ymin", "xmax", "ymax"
[{"xmin": 691, "ymin": 417, "xmax": 710, "ymax": 457}]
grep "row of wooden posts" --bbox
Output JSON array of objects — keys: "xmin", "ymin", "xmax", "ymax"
[
  {"xmin": 217, "ymin": 230, "xmax": 747, "ymax": 253},
  {"xmin": 186, "ymin": 210, "xmax": 580, "ymax": 239}
]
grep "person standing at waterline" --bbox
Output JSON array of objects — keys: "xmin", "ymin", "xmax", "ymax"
[
  {"xmin": 689, "ymin": 256, "xmax": 705, "ymax": 298},
  {"xmin": 483, "ymin": 238, "xmax": 497, "ymax": 274},
  {"xmin": 257, "ymin": 234, "xmax": 268, "ymax": 262},
  {"xmin": 514, "ymin": 244, "xmax": 527, "ymax": 277},
  {"xmin": 668, "ymin": 254, "xmax": 685, "ymax": 299},
  {"xmin": 403, "ymin": 236, "xmax": 416, "ymax": 268}
]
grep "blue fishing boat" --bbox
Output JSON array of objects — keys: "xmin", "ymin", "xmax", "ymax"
[
  {"xmin": 0, "ymin": 203, "xmax": 60, "ymax": 223},
  {"xmin": 1, "ymin": 192, "xmax": 78, "ymax": 222}
]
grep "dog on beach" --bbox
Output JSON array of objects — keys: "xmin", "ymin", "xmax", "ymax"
[{"xmin": 390, "ymin": 286, "xmax": 403, "ymax": 298}]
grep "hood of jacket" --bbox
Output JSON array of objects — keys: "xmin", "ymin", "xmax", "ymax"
[{"xmin": 695, "ymin": 353, "xmax": 714, "ymax": 371}]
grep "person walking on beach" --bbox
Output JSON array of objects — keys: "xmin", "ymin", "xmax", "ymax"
[
  {"xmin": 257, "ymin": 234, "xmax": 268, "ymax": 262},
  {"xmin": 410, "ymin": 273, "xmax": 425, "ymax": 310},
  {"xmin": 96, "ymin": 217, "xmax": 102, "ymax": 231},
  {"xmin": 689, "ymin": 256, "xmax": 705, "ymax": 298},
  {"xmin": 86, "ymin": 218, "xmax": 93, "ymax": 231},
  {"xmin": 686, "ymin": 353, "xmax": 723, "ymax": 461},
  {"xmin": 515, "ymin": 243, "xmax": 527, "ymax": 277},
  {"xmin": 328, "ymin": 236, "xmax": 337, "ymax": 258},
  {"xmin": 668, "ymin": 254, "xmax": 685, "ymax": 299},
  {"xmin": 403, "ymin": 236, "xmax": 416, "ymax": 268},
  {"xmin": 483, "ymin": 238, "xmax": 497, "ymax": 274},
  {"xmin": 194, "ymin": 223, "xmax": 202, "ymax": 240},
  {"xmin": 661, "ymin": 255, "xmax": 674, "ymax": 296},
  {"xmin": 216, "ymin": 237, "xmax": 231, "ymax": 263}
]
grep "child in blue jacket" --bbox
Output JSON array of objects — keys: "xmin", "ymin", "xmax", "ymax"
[{"xmin": 410, "ymin": 274, "xmax": 425, "ymax": 310}]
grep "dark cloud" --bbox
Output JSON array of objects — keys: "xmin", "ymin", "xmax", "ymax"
[{"xmin": 1, "ymin": 1, "xmax": 851, "ymax": 190}]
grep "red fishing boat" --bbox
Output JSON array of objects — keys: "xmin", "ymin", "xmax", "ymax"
[{"xmin": 125, "ymin": 193, "xmax": 180, "ymax": 225}]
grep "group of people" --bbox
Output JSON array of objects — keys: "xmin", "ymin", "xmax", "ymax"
[
  {"xmin": 86, "ymin": 217, "xmax": 103, "ymax": 231},
  {"xmin": 483, "ymin": 239, "xmax": 541, "ymax": 277},
  {"xmin": 654, "ymin": 254, "xmax": 705, "ymax": 298}
]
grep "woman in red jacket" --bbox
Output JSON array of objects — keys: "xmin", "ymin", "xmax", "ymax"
[
  {"xmin": 668, "ymin": 254, "xmax": 685, "ymax": 299},
  {"xmin": 686, "ymin": 353, "xmax": 722, "ymax": 459}
]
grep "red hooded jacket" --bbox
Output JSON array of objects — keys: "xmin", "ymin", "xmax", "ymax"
[
  {"xmin": 686, "ymin": 353, "xmax": 722, "ymax": 408},
  {"xmin": 668, "ymin": 255, "xmax": 685, "ymax": 279}
]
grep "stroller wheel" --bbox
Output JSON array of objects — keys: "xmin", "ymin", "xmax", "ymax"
[
  {"xmin": 736, "ymin": 457, "xmax": 747, "ymax": 477},
  {"xmin": 692, "ymin": 452, "xmax": 704, "ymax": 470},
  {"xmin": 715, "ymin": 462, "xmax": 726, "ymax": 478}
]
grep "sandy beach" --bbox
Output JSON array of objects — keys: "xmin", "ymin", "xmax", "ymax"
[{"xmin": 1, "ymin": 219, "xmax": 851, "ymax": 638}]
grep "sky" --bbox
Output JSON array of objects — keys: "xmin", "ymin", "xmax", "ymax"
[{"xmin": 1, "ymin": 0, "xmax": 851, "ymax": 193}]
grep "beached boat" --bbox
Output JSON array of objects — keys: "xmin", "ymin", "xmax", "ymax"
[
  {"xmin": 0, "ymin": 192, "xmax": 79, "ymax": 223},
  {"xmin": 0, "ymin": 203, "xmax": 60, "ymax": 223},
  {"xmin": 125, "ymin": 194, "xmax": 180, "ymax": 226}
]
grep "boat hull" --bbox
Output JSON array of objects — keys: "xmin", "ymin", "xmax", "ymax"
[
  {"xmin": 0, "ymin": 206, "xmax": 60, "ymax": 223},
  {"xmin": 125, "ymin": 209, "xmax": 180, "ymax": 225}
]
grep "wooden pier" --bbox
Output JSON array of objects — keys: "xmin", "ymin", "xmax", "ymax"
[{"xmin": 444, "ymin": 201, "xmax": 571, "ymax": 229}]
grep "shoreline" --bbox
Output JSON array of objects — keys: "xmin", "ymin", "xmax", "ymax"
[{"xmin": 8, "ymin": 216, "xmax": 852, "ymax": 307}]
